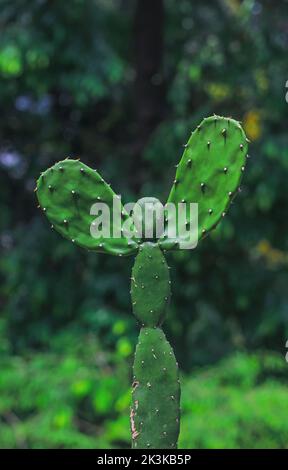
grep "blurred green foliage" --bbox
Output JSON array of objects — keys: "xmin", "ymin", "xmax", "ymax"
[
  {"xmin": 0, "ymin": 0, "xmax": 288, "ymax": 448},
  {"xmin": 1, "ymin": 327, "xmax": 287, "ymax": 448},
  {"xmin": 180, "ymin": 352, "xmax": 288, "ymax": 449}
]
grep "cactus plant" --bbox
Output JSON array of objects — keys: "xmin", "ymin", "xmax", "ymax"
[{"xmin": 36, "ymin": 115, "xmax": 248, "ymax": 449}]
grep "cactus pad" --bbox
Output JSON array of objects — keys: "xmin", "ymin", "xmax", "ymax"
[
  {"xmin": 36, "ymin": 159, "xmax": 140, "ymax": 256},
  {"xmin": 160, "ymin": 115, "xmax": 248, "ymax": 248},
  {"xmin": 131, "ymin": 327, "xmax": 180, "ymax": 449},
  {"xmin": 131, "ymin": 243, "xmax": 170, "ymax": 327}
]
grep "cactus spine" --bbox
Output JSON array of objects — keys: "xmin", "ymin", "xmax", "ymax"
[{"xmin": 36, "ymin": 115, "xmax": 248, "ymax": 449}]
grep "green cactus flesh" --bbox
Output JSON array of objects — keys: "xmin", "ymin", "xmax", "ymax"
[
  {"xmin": 131, "ymin": 327, "xmax": 180, "ymax": 449},
  {"xmin": 160, "ymin": 115, "xmax": 248, "ymax": 249},
  {"xmin": 36, "ymin": 159, "xmax": 139, "ymax": 256},
  {"xmin": 131, "ymin": 243, "xmax": 170, "ymax": 327}
]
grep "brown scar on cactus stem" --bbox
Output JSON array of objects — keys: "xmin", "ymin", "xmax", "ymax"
[
  {"xmin": 130, "ymin": 406, "xmax": 140, "ymax": 440},
  {"xmin": 132, "ymin": 380, "xmax": 139, "ymax": 389},
  {"xmin": 131, "ymin": 380, "xmax": 140, "ymax": 440}
]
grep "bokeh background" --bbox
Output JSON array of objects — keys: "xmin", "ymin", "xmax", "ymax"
[{"xmin": 1, "ymin": 0, "xmax": 288, "ymax": 449}]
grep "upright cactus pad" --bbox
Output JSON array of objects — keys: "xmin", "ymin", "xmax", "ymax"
[
  {"xmin": 131, "ymin": 327, "xmax": 180, "ymax": 449},
  {"xmin": 160, "ymin": 115, "xmax": 248, "ymax": 248},
  {"xmin": 131, "ymin": 243, "xmax": 170, "ymax": 327},
  {"xmin": 36, "ymin": 159, "xmax": 139, "ymax": 255},
  {"xmin": 36, "ymin": 114, "xmax": 248, "ymax": 449}
]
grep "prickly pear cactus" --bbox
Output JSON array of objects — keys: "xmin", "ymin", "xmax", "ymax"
[{"xmin": 36, "ymin": 115, "xmax": 249, "ymax": 449}]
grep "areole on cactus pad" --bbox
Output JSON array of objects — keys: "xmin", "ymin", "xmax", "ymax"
[{"xmin": 36, "ymin": 115, "xmax": 249, "ymax": 449}]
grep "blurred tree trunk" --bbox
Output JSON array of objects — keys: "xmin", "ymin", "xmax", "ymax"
[{"xmin": 132, "ymin": 0, "xmax": 166, "ymax": 190}]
